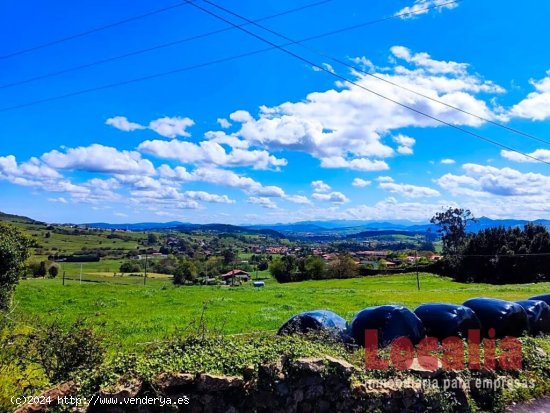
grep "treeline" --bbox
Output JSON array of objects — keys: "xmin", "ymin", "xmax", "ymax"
[
  {"xmin": 270, "ymin": 254, "xmax": 357, "ymax": 283},
  {"xmin": 448, "ymin": 224, "xmax": 550, "ymax": 284},
  {"xmin": 49, "ymin": 254, "xmax": 101, "ymax": 262},
  {"xmin": 26, "ymin": 261, "xmax": 60, "ymax": 278},
  {"xmin": 431, "ymin": 208, "xmax": 550, "ymax": 284},
  {"xmin": 118, "ymin": 251, "xmax": 271, "ymax": 285}
]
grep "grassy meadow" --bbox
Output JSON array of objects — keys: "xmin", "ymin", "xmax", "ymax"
[{"xmin": 13, "ymin": 273, "xmax": 550, "ymax": 351}]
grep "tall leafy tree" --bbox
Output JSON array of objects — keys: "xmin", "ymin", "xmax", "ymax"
[
  {"xmin": 0, "ymin": 224, "xmax": 32, "ymax": 310},
  {"xmin": 173, "ymin": 258, "xmax": 198, "ymax": 285},
  {"xmin": 430, "ymin": 208, "xmax": 476, "ymax": 256}
]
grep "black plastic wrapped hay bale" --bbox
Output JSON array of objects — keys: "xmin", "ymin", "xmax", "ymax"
[
  {"xmin": 277, "ymin": 310, "xmax": 348, "ymax": 340},
  {"xmin": 515, "ymin": 300, "xmax": 550, "ymax": 336},
  {"xmin": 414, "ymin": 303, "xmax": 481, "ymax": 341},
  {"xmin": 348, "ymin": 305, "xmax": 425, "ymax": 347},
  {"xmin": 528, "ymin": 294, "xmax": 550, "ymax": 306},
  {"xmin": 462, "ymin": 297, "xmax": 528, "ymax": 338}
]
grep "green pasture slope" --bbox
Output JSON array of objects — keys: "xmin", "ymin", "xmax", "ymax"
[{"xmin": 14, "ymin": 273, "xmax": 550, "ymax": 350}]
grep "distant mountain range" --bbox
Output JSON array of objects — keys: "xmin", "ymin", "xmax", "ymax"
[
  {"xmin": 2, "ymin": 211, "xmax": 550, "ymax": 238},
  {"xmin": 80, "ymin": 221, "xmax": 286, "ymax": 238},
  {"xmin": 0, "ymin": 211, "xmax": 40, "ymax": 224},
  {"xmin": 82, "ymin": 221, "xmax": 187, "ymax": 231},
  {"xmin": 82, "ymin": 216, "xmax": 550, "ymax": 236},
  {"xmin": 247, "ymin": 217, "xmax": 550, "ymax": 234}
]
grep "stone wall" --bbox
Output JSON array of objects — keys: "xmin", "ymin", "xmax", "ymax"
[
  {"xmin": 14, "ymin": 355, "xmax": 471, "ymax": 413},
  {"xmin": 83, "ymin": 356, "xmax": 466, "ymax": 413}
]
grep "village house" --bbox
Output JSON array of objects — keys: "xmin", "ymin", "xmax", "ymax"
[
  {"xmin": 405, "ymin": 255, "xmax": 421, "ymax": 263},
  {"xmin": 221, "ymin": 269, "xmax": 251, "ymax": 283},
  {"xmin": 379, "ymin": 259, "xmax": 397, "ymax": 268},
  {"xmin": 356, "ymin": 250, "xmax": 389, "ymax": 258}
]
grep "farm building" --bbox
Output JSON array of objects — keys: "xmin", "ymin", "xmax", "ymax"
[
  {"xmin": 221, "ymin": 269, "xmax": 251, "ymax": 282},
  {"xmin": 379, "ymin": 259, "xmax": 397, "ymax": 268}
]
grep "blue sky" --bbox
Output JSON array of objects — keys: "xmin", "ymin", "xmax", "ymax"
[{"xmin": 1, "ymin": 0, "xmax": 550, "ymax": 224}]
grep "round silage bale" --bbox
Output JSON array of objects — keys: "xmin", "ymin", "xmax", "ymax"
[
  {"xmin": 462, "ymin": 297, "xmax": 528, "ymax": 338},
  {"xmin": 414, "ymin": 303, "xmax": 481, "ymax": 341},
  {"xmin": 348, "ymin": 305, "xmax": 425, "ymax": 347}
]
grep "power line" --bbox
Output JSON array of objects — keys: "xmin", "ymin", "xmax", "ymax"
[
  {"xmin": 0, "ymin": 1, "xmax": 464, "ymax": 112},
  {"xmin": 0, "ymin": 2, "xmax": 191, "ymax": 60},
  {"xmin": 0, "ymin": 48, "xmax": 275, "ymax": 112},
  {"xmin": 448, "ymin": 253, "xmax": 550, "ymax": 257},
  {"xmin": 0, "ymin": 0, "xmax": 336, "ymax": 90},
  {"xmin": 188, "ymin": 0, "xmax": 550, "ymax": 166},
  {"xmin": 200, "ymin": 0, "xmax": 550, "ymax": 147}
]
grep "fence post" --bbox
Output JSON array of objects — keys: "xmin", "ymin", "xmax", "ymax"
[
  {"xmin": 416, "ymin": 250, "xmax": 420, "ymax": 290},
  {"xmin": 144, "ymin": 252, "xmax": 148, "ymax": 285},
  {"xmin": 62, "ymin": 271, "xmax": 65, "ymax": 286}
]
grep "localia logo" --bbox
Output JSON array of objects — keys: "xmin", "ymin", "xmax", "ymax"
[{"xmin": 364, "ymin": 328, "xmax": 522, "ymax": 371}]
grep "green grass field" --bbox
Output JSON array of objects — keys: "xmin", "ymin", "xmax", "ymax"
[
  {"xmin": 13, "ymin": 273, "xmax": 550, "ymax": 350},
  {"xmin": 22, "ymin": 225, "xmax": 144, "ymax": 255}
]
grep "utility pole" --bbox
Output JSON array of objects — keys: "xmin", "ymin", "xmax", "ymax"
[
  {"xmin": 232, "ymin": 249, "xmax": 237, "ymax": 287},
  {"xmin": 415, "ymin": 250, "xmax": 420, "ymax": 290},
  {"xmin": 144, "ymin": 252, "xmax": 148, "ymax": 285}
]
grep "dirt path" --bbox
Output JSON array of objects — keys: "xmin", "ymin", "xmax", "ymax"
[{"xmin": 506, "ymin": 398, "xmax": 550, "ymax": 413}]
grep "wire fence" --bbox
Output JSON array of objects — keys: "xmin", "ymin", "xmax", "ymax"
[{"xmin": 60, "ymin": 272, "xmax": 173, "ymax": 286}]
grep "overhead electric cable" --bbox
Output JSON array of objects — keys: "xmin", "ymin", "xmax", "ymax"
[
  {"xmin": 187, "ymin": 0, "xmax": 550, "ymax": 166},
  {"xmin": 200, "ymin": 0, "xmax": 550, "ymax": 147},
  {"xmin": 0, "ymin": 2, "xmax": 190, "ymax": 60},
  {"xmin": 0, "ymin": 0, "xmax": 336, "ymax": 90},
  {"xmin": 0, "ymin": 0, "xmax": 464, "ymax": 112}
]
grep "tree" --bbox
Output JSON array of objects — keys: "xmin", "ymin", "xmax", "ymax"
[
  {"xmin": 29, "ymin": 261, "xmax": 48, "ymax": 278},
  {"xmin": 304, "ymin": 256, "xmax": 326, "ymax": 279},
  {"xmin": 328, "ymin": 254, "xmax": 358, "ymax": 279},
  {"xmin": 119, "ymin": 261, "xmax": 141, "ymax": 273},
  {"xmin": 0, "ymin": 223, "xmax": 32, "ymax": 310},
  {"xmin": 270, "ymin": 256, "xmax": 296, "ymax": 283},
  {"xmin": 257, "ymin": 260, "xmax": 269, "ymax": 271},
  {"xmin": 47, "ymin": 263, "xmax": 59, "ymax": 278},
  {"xmin": 457, "ymin": 223, "xmax": 550, "ymax": 284},
  {"xmin": 173, "ymin": 259, "xmax": 198, "ymax": 285},
  {"xmin": 430, "ymin": 208, "xmax": 476, "ymax": 256},
  {"xmin": 147, "ymin": 233, "xmax": 158, "ymax": 245},
  {"xmin": 204, "ymin": 256, "xmax": 223, "ymax": 276},
  {"xmin": 222, "ymin": 248, "xmax": 237, "ymax": 266}
]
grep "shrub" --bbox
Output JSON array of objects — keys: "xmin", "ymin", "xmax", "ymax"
[
  {"xmin": 22, "ymin": 319, "xmax": 104, "ymax": 384},
  {"xmin": 47, "ymin": 264, "xmax": 59, "ymax": 278},
  {"xmin": 119, "ymin": 261, "xmax": 141, "ymax": 273},
  {"xmin": 28, "ymin": 261, "xmax": 47, "ymax": 278}
]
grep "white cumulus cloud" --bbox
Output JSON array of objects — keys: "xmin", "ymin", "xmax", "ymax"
[
  {"xmin": 138, "ymin": 139, "xmax": 286, "ymax": 170},
  {"xmin": 352, "ymin": 178, "xmax": 371, "ymax": 187},
  {"xmin": 312, "ymin": 191, "xmax": 350, "ymax": 204},
  {"xmin": 501, "ymin": 149, "xmax": 550, "ymax": 163},
  {"xmin": 509, "ymin": 70, "xmax": 550, "ymax": 121},
  {"xmin": 379, "ymin": 180, "xmax": 441, "ymax": 198},
  {"xmin": 220, "ymin": 46, "xmax": 503, "ymax": 172},
  {"xmin": 248, "ymin": 197, "xmax": 277, "ymax": 209},
  {"xmin": 105, "ymin": 116, "xmax": 145, "ymax": 132},
  {"xmin": 42, "ymin": 144, "xmax": 155, "ymax": 175},
  {"xmin": 148, "ymin": 116, "xmax": 195, "ymax": 138},
  {"xmin": 311, "ymin": 180, "xmax": 331, "ymax": 193},
  {"xmin": 395, "ymin": 0, "xmax": 459, "ymax": 20}
]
